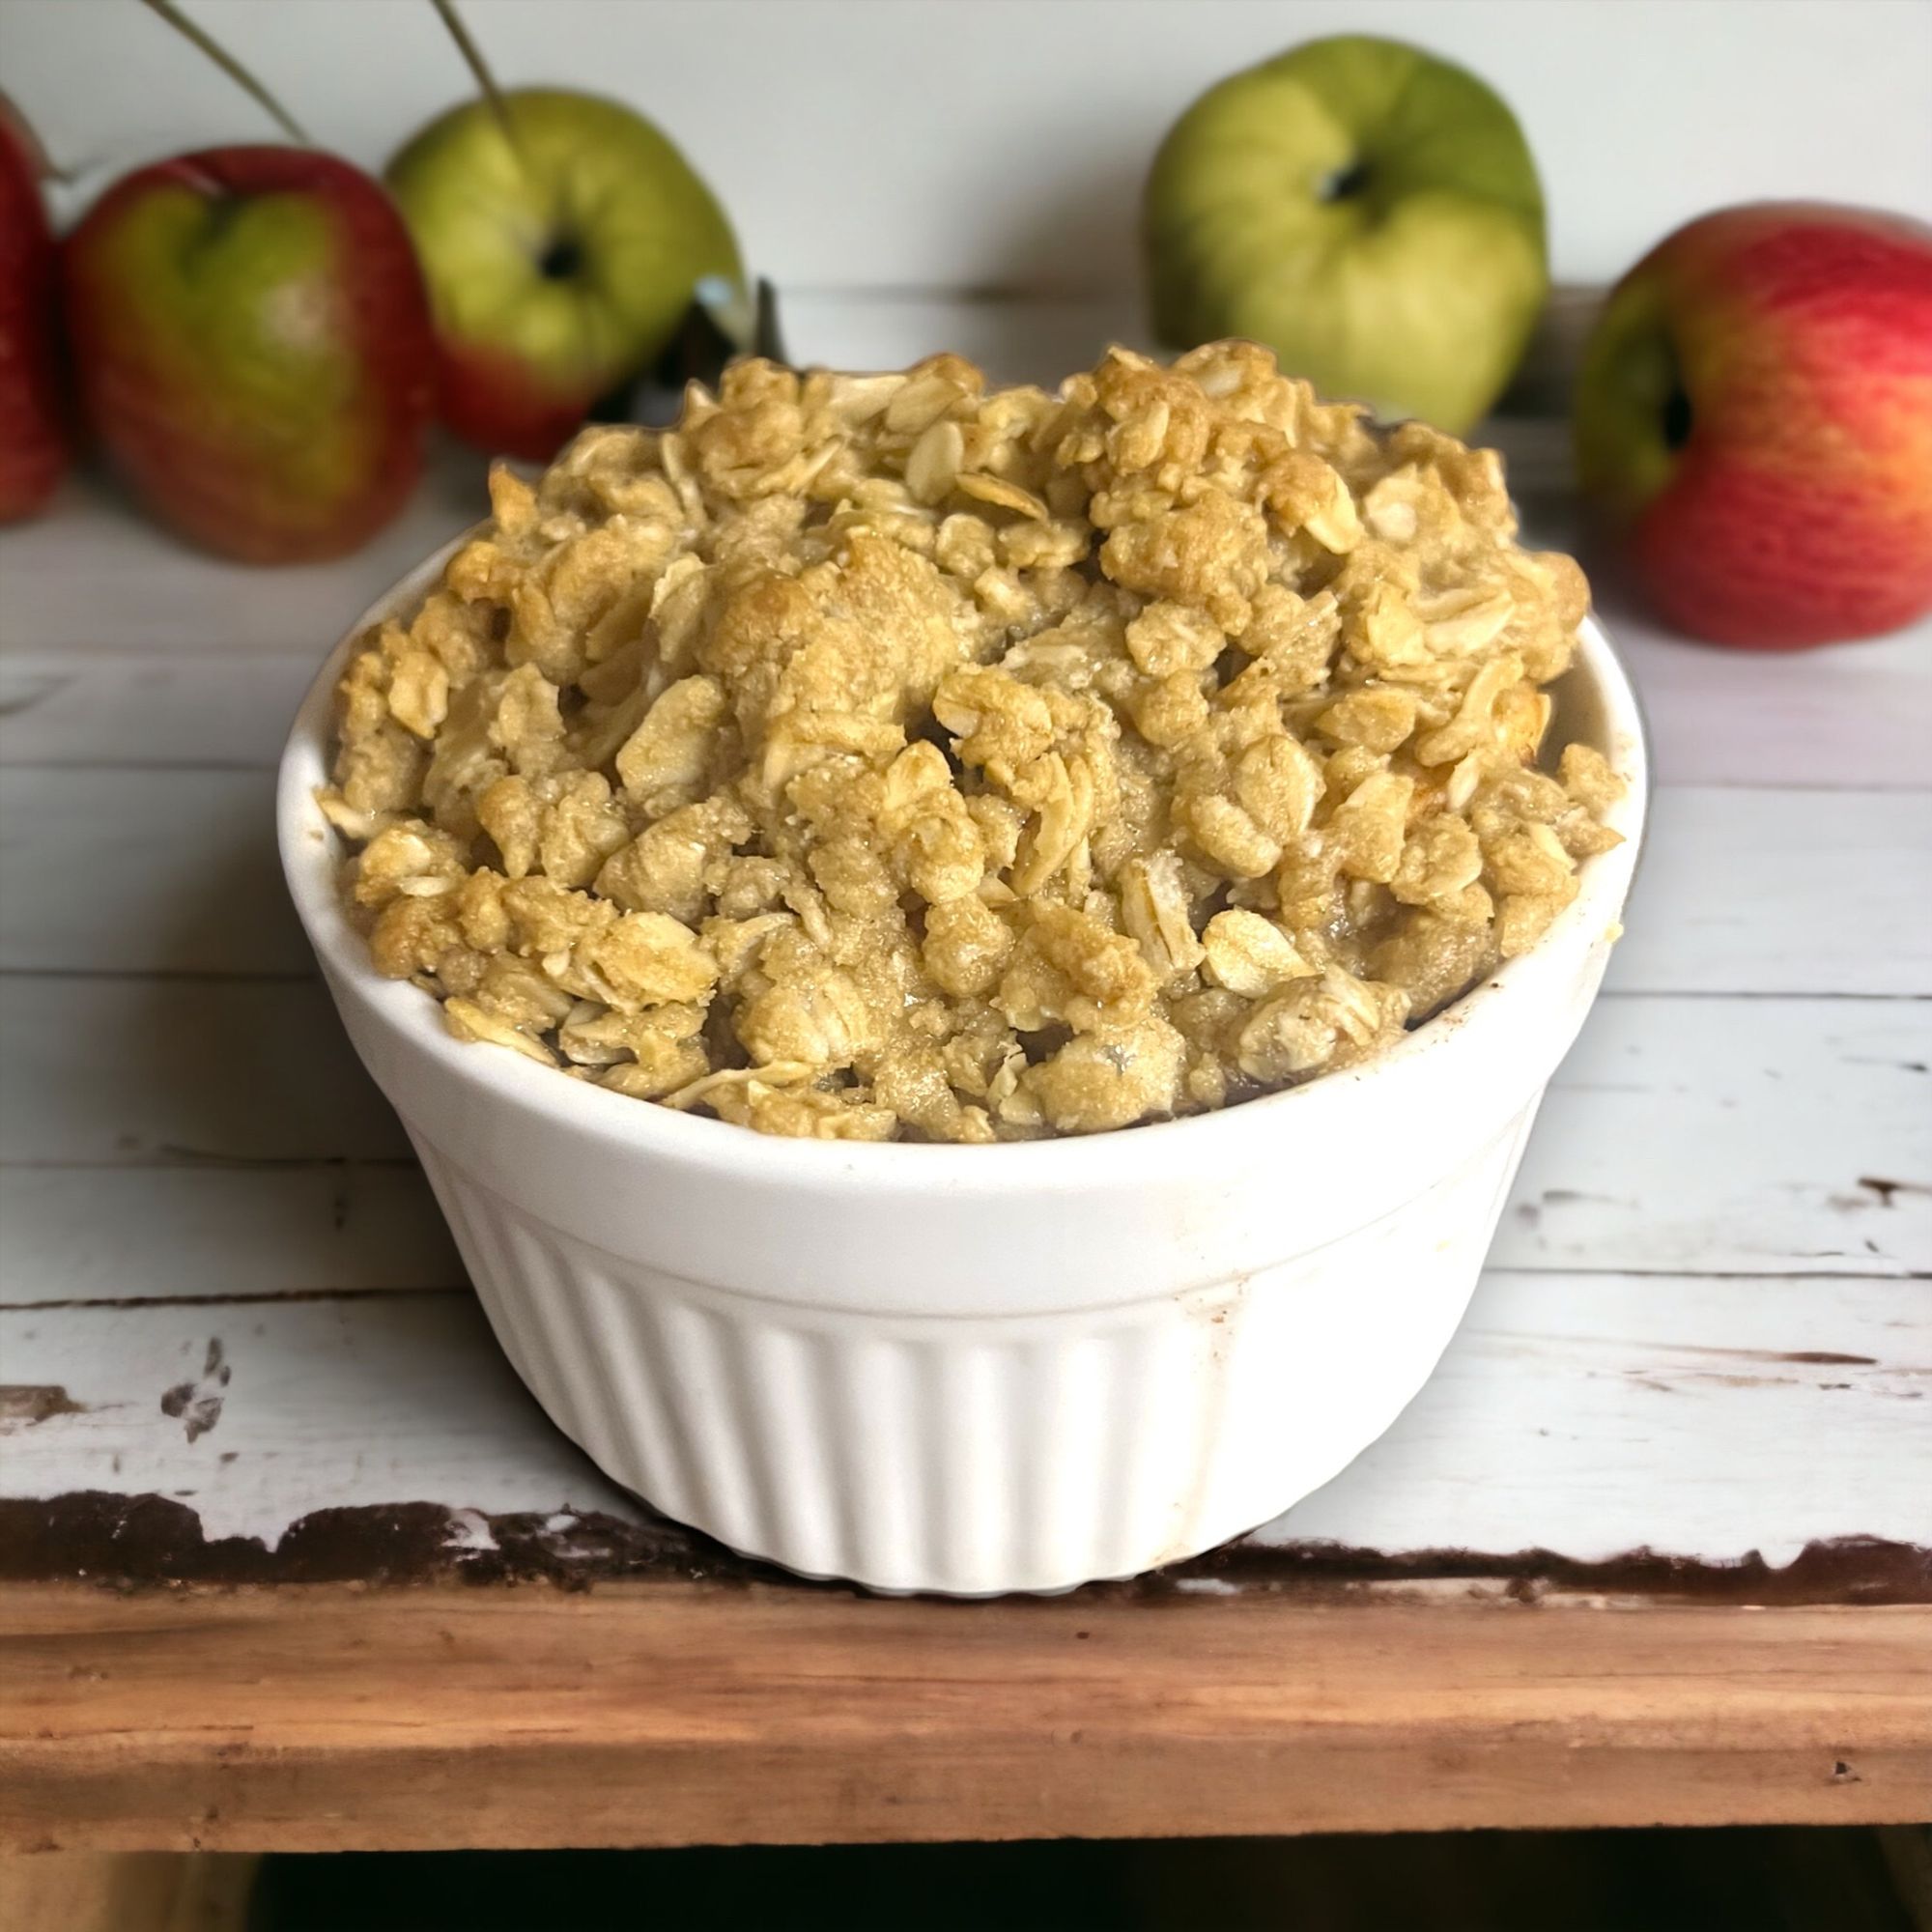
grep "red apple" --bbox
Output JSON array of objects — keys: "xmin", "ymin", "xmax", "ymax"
[
  {"xmin": 1575, "ymin": 203, "xmax": 1932, "ymax": 649},
  {"xmin": 64, "ymin": 146, "xmax": 437, "ymax": 563},
  {"xmin": 0, "ymin": 92, "xmax": 71, "ymax": 523}
]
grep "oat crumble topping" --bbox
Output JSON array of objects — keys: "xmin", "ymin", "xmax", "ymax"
[{"xmin": 324, "ymin": 342, "xmax": 1624, "ymax": 1142}]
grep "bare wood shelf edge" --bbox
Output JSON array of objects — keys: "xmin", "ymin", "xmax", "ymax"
[{"xmin": 4, "ymin": 1581, "xmax": 1928, "ymax": 1852}]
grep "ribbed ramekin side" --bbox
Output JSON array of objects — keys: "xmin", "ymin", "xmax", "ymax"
[{"xmin": 409, "ymin": 1102, "xmax": 1533, "ymax": 1595}]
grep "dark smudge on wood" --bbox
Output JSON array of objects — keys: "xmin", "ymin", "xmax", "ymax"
[
  {"xmin": 1, "ymin": 1493, "xmax": 1927, "ymax": 1605},
  {"xmin": 1154, "ymin": 1534, "xmax": 1932, "ymax": 1606},
  {"xmin": 0, "ymin": 1493, "xmax": 726, "ymax": 1591},
  {"xmin": 1855, "ymin": 1175, "xmax": 1928, "ymax": 1208},
  {"xmin": 0, "ymin": 1385, "xmax": 89, "ymax": 1428},
  {"xmin": 158, "ymin": 1338, "xmax": 229, "ymax": 1443}
]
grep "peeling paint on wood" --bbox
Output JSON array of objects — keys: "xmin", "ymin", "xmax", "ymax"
[
  {"xmin": 1858, "ymin": 1177, "xmax": 1928, "ymax": 1208},
  {"xmin": 1, "ymin": 1493, "xmax": 1926, "ymax": 1606},
  {"xmin": 0, "ymin": 1386, "xmax": 87, "ymax": 1429},
  {"xmin": 1169, "ymin": 1533, "xmax": 1932, "ymax": 1607},
  {"xmin": 0, "ymin": 1493, "xmax": 723, "ymax": 1590},
  {"xmin": 157, "ymin": 1340, "xmax": 228, "ymax": 1443}
]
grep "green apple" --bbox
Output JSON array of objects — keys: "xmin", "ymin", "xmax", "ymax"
[
  {"xmin": 1144, "ymin": 35, "xmax": 1547, "ymax": 432},
  {"xmin": 387, "ymin": 88, "xmax": 743, "ymax": 459}
]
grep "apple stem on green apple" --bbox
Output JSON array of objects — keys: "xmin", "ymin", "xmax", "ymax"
[
  {"xmin": 136, "ymin": 0, "xmax": 310, "ymax": 144},
  {"xmin": 427, "ymin": 0, "xmax": 528, "ymax": 167},
  {"xmin": 1321, "ymin": 160, "xmax": 1372, "ymax": 203}
]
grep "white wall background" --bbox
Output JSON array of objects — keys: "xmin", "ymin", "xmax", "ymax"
[{"xmin": 3, "ymin": 0, "xmax": 1928, "ymax": 293}]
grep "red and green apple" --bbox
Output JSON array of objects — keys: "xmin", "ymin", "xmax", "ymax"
[
  {"xmin": 64, "ymin": 145, "xmax": 437, "ymax": 563},
  {"xmin": 386, "ymin": 88, "xmax": 744, "ymax": 460},
  {"xmin": 0, "ymin": 92, "xmax": 71, "ymax": 523},
  {"xmin": 1575, "ymin": 203, "xmax": 1932, "ymax": 649}
]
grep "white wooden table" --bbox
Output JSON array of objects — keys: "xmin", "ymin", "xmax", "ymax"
[{"xmin": 1, "ymin": 298, "xmax": 1928, "ymax": 1851}]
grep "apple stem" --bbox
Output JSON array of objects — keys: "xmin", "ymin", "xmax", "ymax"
[
  {"xmin": 137, "ymin": 0, "xmax": 310, "ymax": 145},
  {"xmin": 428, "ymin": 0, "xmax": 526, "ymax": 165}
]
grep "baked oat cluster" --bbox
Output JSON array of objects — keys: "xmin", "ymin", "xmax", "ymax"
[{"xmin": 324, "ymin": 342, "xmax": 1624, "ymax": 1143}]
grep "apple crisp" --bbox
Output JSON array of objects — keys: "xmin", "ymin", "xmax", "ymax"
[{"xmin": 323, "ymin": 342, "xmax": 1623, "ymax": 1142}]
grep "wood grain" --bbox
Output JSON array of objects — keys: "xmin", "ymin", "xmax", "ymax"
[
  {"xmin": 2, "ymin": 1581, "xmax": 1928, "ymax": 1851},
  {"xmin": 0, "ymin": 1851, "xmax": 256, "ymax": 1932}
]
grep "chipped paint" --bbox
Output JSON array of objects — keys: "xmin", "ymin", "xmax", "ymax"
[
  {"xmin": 158, "ymin": 1339, "xmax": 230, "ymax": 1443},
  {"xmin": 1856, "ymin": 1176, "xmax": 1928, "ymax": 1208},
  {"xmin": 1, "ymin": 1493, "xmax": 1926, "ymax": 1605},
  {"xmin": 0, "ymin": 1385, "xmax": 88, "ymax": 1429}
]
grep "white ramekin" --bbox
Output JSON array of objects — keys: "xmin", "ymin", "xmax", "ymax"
[{"xmin": 279, "ymin": 543, "xmax": 1648, "ymax": 1595}]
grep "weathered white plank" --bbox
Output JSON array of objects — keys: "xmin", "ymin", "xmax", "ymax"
[
  {"xmin": 0, "ymin": 457, "xmax": 484, "ymax": 660},
  {"xmin": 1271, "ymin": 1266, "xmax": 1932, "ymax": 1564},
  {"xmin": 0, "ymin": 653, "xmax": 315, "ymax": 770},
  {"xmin": 3, "ymin": 976, "xmax": 1925, "ymax": 1279},
  {"xmin": 0, "ymin": 1167, "xmax": 460, "ymax": 1306},
  {"xmin": 1602, "ymin": 787, "xmax": 1932, "ymax": 997},
  {"xmin": 1613, "ymin": 612, "xmax": 1932, "ymax": 792},
  {"xmin": 0, "ymin": 769, "xmax": 309, "ymax": 977},
  {"xmin": 1493, "ymin": 995, "xmax": 1931, "ymax": 1278},
  {"xmin": 4, "ymin": 763, "xmax": 1927, "ymax": 994},
  {"xmin": 3, "ymin": 1271, "xmax": 1923, "ymax": 1565},
  {"xmin": 0, "ymin": 979, "xmax": 410, "ymax": 1167},
  {"xmin": 0, "ymin": 1292, "xmax": 637, "ymax": 1541}
]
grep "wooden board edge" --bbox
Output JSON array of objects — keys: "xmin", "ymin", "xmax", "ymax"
[{"xmin": 3, "ymin": 1580, "xmax": 1929, "ymax": 1851}]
